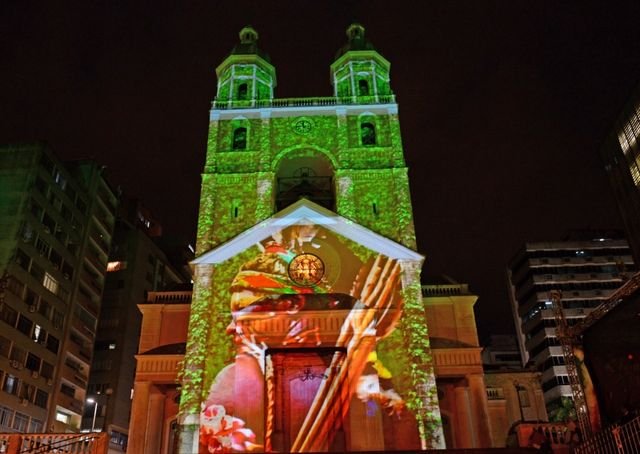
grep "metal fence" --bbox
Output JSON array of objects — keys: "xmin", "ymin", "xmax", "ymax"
[{"xmin": 576, "ymin": 414, "xmax": 640, "ymax": 453}]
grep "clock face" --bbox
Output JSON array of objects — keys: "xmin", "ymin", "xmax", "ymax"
[
  {"xmin": 293, "ymin": 118, "xmax": 313, "ymax": 135},
  {"xmin": 288, "ymin": 253, "xmax": 325, "ymax": 286}
]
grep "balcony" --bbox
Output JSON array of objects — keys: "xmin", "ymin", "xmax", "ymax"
[
  {"xmin": 56, "ymin": 392, "xmax": 84, "ymax": 415},
  {"xmin": 146, "ymin": 291, "xmax": 192, "ymax": 304},
  {"xmin": 71, "ymin": 315, "xmax": 96, "ymax": 338},
  {"xmin": 76, "ymin": 293, "xmax": 99, "ymax": 317},
  {"xmin": 62, "ymin": 363, "xmax": 88, "ymax": 388},
  {"xmin": 212, "ymin": 94, "xmax": 396, "ymax": 110}
]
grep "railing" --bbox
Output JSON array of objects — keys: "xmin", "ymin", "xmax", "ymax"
[
  {"xmin": 0, "ymin": 432, "xmax": 108, "ymax": 453},
  {"xmin": 514, "ymin": 422, "xmax": 573, "ymax": 451},
  {"xmin": 576, "ymin": 414, "xmax": 640, "ymax": 453},
  {"xmin": 146, "ymin": 291, "xmax": 192, "ymax": 304},
  {"xmin": 422, "ymin": 284, "xmax": 470, "ymax": 297},
  {"xmin": 486, "ymin": 387, "xmax": 505, "ymax": 400},
  {"xmin": 212, "ymin": 94, "xmax": 396, "ymax": 110}
]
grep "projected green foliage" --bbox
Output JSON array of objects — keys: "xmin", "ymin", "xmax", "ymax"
[{"xmin": 181, "ymin": 24, "xmax": 443, "ymax": 449}]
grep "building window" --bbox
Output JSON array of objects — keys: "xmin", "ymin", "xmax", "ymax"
[
  {"xmin": 237, "ymin": 83, "xmax": 248, "ymax": 100},
  {"xmin": 6, "ymin": 276, "xmax": 25, "ymax": 298},
  {"xmin": 358, "ymin": 79, "xmax": 370, "ymax": 96},
  {"xmin": 40, "ymin": 362, "xmax": 53, "ymax": 380},
  {"xmin": 0, "ymin": 304, "xmax": 18, "ymax": 328},
  {"xmin": 42, "ymin": 273, "xmax": 58, "ymax": 295},
  {"xmin": 0, "ymin": 405, "xmax": 14, "ymax": 429},
  {"xmin": 60, "ymin": 383, "xmax": 75, "ymax": 398},
  {"xmin": 29, "ymin": 418, "xmax": 43, "ymax": 433},
  {"xmin": 12, "ymin": 412, "xmax": 28, "ymax": 432},
  {"xmin": 361, "ymin": 122, "xmax": 376, "ymax": 146},
  {"xmin": 46, "ymin": 335, "xmax": 59, "ymax": 354},
  {"xmin": 107, "ymin": 261, "xmax": 126, "ymax": 272},
  {"xmin": 3, "ymin": 374, "xmax": 19, "ymax": 395},
  {"xmin": 16, "ymin": 315, "xmax": 33, "ymax": 337},
  {"xmin": 55, "ymin": 411, "xmax": 70, "ymax": 424},
  {"xmin": 232, "ymin": 127, "xmax": 247, "ymax": 150},
  {"xmin": 14, "ymin": 248, "xmax": 30, "ymax": 271},
  {"xmin": 9, "ymin": 346, "xmax": 25, "ymax": 364},
  {"xmin": 34, "ymin": 389, "xmax": 48, "ymax": 409},
  {"xmin": 0, "ymin": 336, "xmax": 11, "ymax": 358},
  {"xmin": 26, "ymin": 353, "xmax": 41, "ymax": 372}
]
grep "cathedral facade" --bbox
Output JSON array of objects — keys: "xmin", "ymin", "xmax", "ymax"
[{"xmin": 129, "ymin": 24, "xmax": 495, "ymax": 453}]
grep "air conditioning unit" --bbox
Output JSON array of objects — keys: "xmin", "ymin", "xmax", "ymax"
[
  {"xmin": 10, "ymin": 360, "xmax": 20, "ymax": 369},
  {"xmin": 46, "ymin": 378, "xmax": 54, "ymax": 386},
  {"xmin": 28, "ymin": 304, "xmax": 37, "ymax": 313},
  {"xmin": 31, "ymin": 370, "xmax": 39, "ymax": 379},
  {"xmin": 20, "ymin": 398, "xmax": 29, "ymax": 406},
  {"xmin": 43, "ymin": 226, "xmax": 50, "ymax": 234}
]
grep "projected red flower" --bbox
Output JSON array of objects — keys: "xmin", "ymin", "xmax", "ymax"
[{"xmin": 199, "ymin": 404, "xmax": 259, "ymax": 452}]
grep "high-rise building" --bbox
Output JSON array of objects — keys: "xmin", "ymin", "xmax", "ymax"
[
  {"xmin": 506, "ymin": 233, "xmax": 635, "ymax": 415},
  {"xmin": 82, "ymin": 197, "xmax": 190, "ymax": 450},
  {"xmin": 0, "ymin": 142, "xmax": 117, "ymax": 432},
  {"xmin": 601, "ymin": 84, "xmax": 640, "ymax": 263}
]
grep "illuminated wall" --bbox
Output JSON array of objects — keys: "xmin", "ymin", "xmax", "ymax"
[{"xmin": 180, "ymin": 24, "xmax": 443, "ymax": 452}]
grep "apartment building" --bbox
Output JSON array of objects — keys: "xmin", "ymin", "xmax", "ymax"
[
  {"xmin": 506, "ymin": 233, "xmax": 635, "ymax": 413},
  {"xmin": 0, "ymin": 142, "xmax": 117, "ymax": 432}
]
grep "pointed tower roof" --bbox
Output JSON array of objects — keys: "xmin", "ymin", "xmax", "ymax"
[
  {"xmin": 229, "ymin": 26, "xmax": 271, "ymax": 62},
  {"xmin": 335, "ymin": 23, "xmax": 380, "ymax": 59}
]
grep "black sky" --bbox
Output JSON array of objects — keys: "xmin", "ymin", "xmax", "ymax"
[{"xmin": 3, "ymin": 1, "xmax": 640, "ymax": 340}]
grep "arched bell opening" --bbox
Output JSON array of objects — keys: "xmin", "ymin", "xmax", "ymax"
[{"xmin": 275, "ymin": 149, "xmax": 335, "ymax": 211}]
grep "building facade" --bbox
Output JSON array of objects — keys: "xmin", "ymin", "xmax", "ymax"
[
  {"xmin": 177, "ymin": 23, "xmax": 442, "ymax": 453},
  {"xmin": 130, "ymin": 279, "xmax": 503, "ymax": 452},
  {"xmin": 482, "ymin": 335, "xmax": 522, "ymax": 368},
  {"xmin": 83, "ymin": 198, "xmax": 189, "ymax": 451},
  {"xmin": 0, "ymin": 142, "xmax": 117, "ymax": 432},
  {"xmin": 506, "ymin": 235, "xmax": 635, "ymax": 415},
  {"xmin": 127, "ymin": 24, "xmax": 503, "ymax": 453},
  {"xmin": 600, "ymin": 84, "xmax": 640, "ymax": 263}
]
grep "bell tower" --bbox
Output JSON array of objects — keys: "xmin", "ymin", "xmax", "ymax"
[{"xmin": 197, "ymin": 23, "xmax": 416, "ymax": 254}]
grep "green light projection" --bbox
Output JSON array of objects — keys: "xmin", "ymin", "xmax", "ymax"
[{"xmin": 182, "ymin": 24, "xmax": 443, "ymax": 451}]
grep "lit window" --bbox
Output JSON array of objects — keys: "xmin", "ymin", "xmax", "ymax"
[
  {"xmin": 630, "ymin": 160, "xmax": 640, "ymax": 187},
  {"xmin": 32, "ymin": 325, "xmax": 42, "ymax": 343},
  {"xmin": 624, "ymin": 123, "xmax": 636, "ymax": 147},
  {"xmin": 55, "ymin": 412, "xmax": 70, "ymax": 424},
  {"xmin": 42, "ymin": 273, "xmax": 58, "ymax": 295},
  {"xmin": 53, "ymin": 171, "xmax": 67, "ymax": 190},
  {"xmin": 107, "ymin": 261, "xmax": 126, "ymax": 272},
  {"xmin": 108, "ymin": 343, "xmax": 116, "ymax": 350}
]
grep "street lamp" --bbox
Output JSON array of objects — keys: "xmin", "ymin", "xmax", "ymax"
[
  {"xmin": 514, "ymin": 382, "xmax": 525, "ymax": 422},
  {"xmin": 86, "ymin": 397, "xmax": 98, "ymax": 432}
]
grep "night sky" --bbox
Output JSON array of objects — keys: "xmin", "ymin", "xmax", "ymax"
[{"xmin": 3, "ymin": 1, "xmax": 640, "ymax": 340}]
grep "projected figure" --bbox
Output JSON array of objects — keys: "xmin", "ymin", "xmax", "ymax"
[{"xmin": 200, "ymin": 225, "xmax": 407, "ymax": 453}]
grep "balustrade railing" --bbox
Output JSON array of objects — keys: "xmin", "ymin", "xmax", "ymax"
[{"xmin": 212, "ymin": 94, "xmax": 396, "ymax": 110}]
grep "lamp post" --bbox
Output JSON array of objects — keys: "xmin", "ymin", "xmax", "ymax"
[
  {"xmin": 102, "ymin": 388, "xmax": 113, "ymax": 432},
  {"xmin": 86, "ymin": 397, "xmax": 98, "ymax": 432},
  {"xmin": 514, "ymin": 382, "xmax": 525, "ymax": 422}
]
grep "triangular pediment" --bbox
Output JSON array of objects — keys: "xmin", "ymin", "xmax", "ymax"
[{"xmin": 192, "ymin": 199, "xmax": 423, "ymax": 265}]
